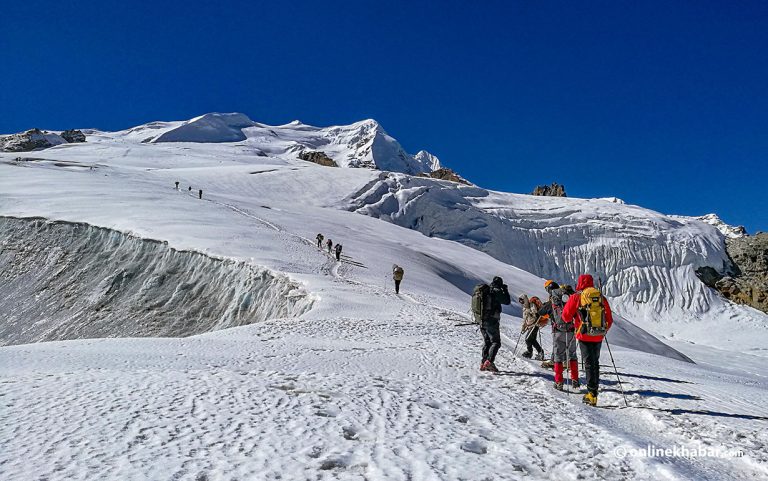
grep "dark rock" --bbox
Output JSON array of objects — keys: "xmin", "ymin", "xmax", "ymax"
[
  {"xmin": 61, "ymin": 129, "xmax": 86, "ymax": 143},
  {"xmin": 705, "ymin": 233, "xmax": 768, "ymax": 314},
  {"xmin": 532, "ymin": 182, "xmax": 567, "ymax": 197},
  {"xmin": 1, "ymin": 129, "xmax": 57, "ymax": 152},
  {"xmin": 696, "ymin": 266, "xmax": 723, "ymax": 289},
  {"xmin": 695, "ymin": 266, "xmax": 723, "ymax": 288},
  {"xmin": 418, "ymin": 168, "xmax": 471, "ymax": 185},
  {"xmin": 298, "ymin": 151, "xmax": 338, "ymax": 167}
]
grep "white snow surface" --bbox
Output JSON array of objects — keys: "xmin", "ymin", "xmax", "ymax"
[
  {"xmin": 346, "ymin": 173, "xmax": 768, "ymax": 354},
  {"xmin": 686, "ymin": 213, "xmax": 748, "ymax": 239},
  {"xmin": 97, "ymin": 112, "xmax": 442, "ymax": 175},
  {"xmin": 1, "ymin": 129, "xmax": 767, "ymax": 480}
]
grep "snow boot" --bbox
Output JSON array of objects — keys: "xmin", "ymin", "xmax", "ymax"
[
  {"xmin": 521, "ymin": 350, "xmax": 532, "ymax": 359},
  {"xmin": 582, "ymin": 392, "xmax": 598, "ymax": 406},
  {"xmin": 534, "ymin": 351, "xmax": 544, "ymax": 361},
  {"xmin": 480, "ymin": 361, "xmax": 487, "ymax": 372},
  {"xmin": 553, "ymin": 381, "xmax": 564, "ymax": 391},
  {"xmin": 541, "ymin": 360, "xmax": 555, "ymax": 369},
  {"xmin": 481, "ymin": 360, "xmax": 498, "ymax": 372},
  {"xmin": 571, "ymin": 379, "xmax": 581, "ymax": 389}
]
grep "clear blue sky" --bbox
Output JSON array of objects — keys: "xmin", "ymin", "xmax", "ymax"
[{"xmin": 2, "ymin": 1, "xmax": 766, "ymax": 232}]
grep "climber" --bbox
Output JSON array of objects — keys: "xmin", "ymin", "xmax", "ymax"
[
  {"xmin": 562, "ymin": 274, "xmax": 613, "ymax": 406},
  {"xmin": 538, "ymin": 280, "xmax": 580, "ymax": 391},
  {"xmin": 392, "ymin": 265, "xmax": 404, "ymax": 294},
  {"xmin": 518, "ymin": 294, "xmax": 545, "ymax": 360},
  {"xmin": 478, "ymin": 276, "xmax": 511, "ymax": 373}
]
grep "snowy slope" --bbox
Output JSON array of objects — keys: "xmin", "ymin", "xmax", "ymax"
[
  {"xmin": 687, "ymin": 213, "xmax": 747, "ymax": 239},
  {"xmin": 1, "ymin": 121, "xmax": 767, "ymax": 480},
  {"xmin": 346, "ymin": 173, "xmax": 767, "ymax": 353}
]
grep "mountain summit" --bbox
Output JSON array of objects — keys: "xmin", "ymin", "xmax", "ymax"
[{"xmin": 98, "ymin": 113, "xmax": 444, "ymax": 176}]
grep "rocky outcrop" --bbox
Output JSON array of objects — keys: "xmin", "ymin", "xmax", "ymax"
[
  {"xmin": 696, "ymin": 233, "xmax": 768, "ymax": 313},
  {"xmin": 61, "ymin": 129, "xmax": 86, "ymax": 143},
  {"xmin": 1, "ymin": 129, "xmax": 59, "ymax": 152},
  {"xmin": 532, "ymin": 182, "xmax": 567, "ymax": 197},
  {"xmin": 418, "ymin": 168, "xmax": 471, "ymax": 185},
  {"xmin": 298, "ymin": 150, "xmax": 338, "ymax": 167},
  {"xmin": 1, "ymin": 128, "xmax": 86, "ymax": 152}
]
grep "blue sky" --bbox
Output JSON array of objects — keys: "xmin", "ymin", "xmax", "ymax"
[{"xmin": 2, "ymin": 1, "xmax": 766, "ymax": 232}]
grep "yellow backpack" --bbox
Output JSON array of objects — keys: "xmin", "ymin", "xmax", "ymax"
[{"xmin": 579, "ymin": 287, "xmax": 607, "ymax": 335}]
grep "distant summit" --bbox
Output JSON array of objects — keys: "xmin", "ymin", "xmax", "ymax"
[{"xmin": 105, "ymin": 113, "xmax": 445, "ymax": 176}]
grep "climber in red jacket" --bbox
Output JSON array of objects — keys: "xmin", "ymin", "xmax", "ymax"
[{"xmin": 562, "ymin": 274, "xmax": 614, "ymax": 406}]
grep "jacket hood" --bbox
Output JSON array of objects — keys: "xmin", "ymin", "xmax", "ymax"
[{"xmin": 576, "ymin": 274, "xmax": 594, "ymax": 291}]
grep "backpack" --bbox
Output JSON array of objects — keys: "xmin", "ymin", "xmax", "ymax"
[
  {"xmin": 471, "ymin": 283, "xmax": 491, "ymax": 323},
  {"xmin": 550, "ymin": 289, "xmax": 574, "ymax": 332},
  {"xmin": 393, "ymin": 266, "xmax": 404, "ymax": 280},
  {"xmin": 578, "ymin": 287, "xmax": 607, "ymax": 335}
]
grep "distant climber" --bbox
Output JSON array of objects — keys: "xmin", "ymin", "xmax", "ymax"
[
  {"xmin": 326, "ymin": 238, "xmax": 333, "ymax": 254},
  {"xmin": 562, "ymin": 274, "xmax": 613, "ymax": 406},
  {"xmin": 316, "ymin": 233, "xmax": 324, "ymax": 248},
  {"xmin": 518, "ymin": 295, "xmax": 546, "ymax": 361},
  {"xmin": 175, "ymin": 181, "xmax": 179, "ymax": 190},
  {"xmin": 392, "ymin": 265, "xmax": 404, "ymax": 294},
  {"xmin": 334, "ymin": 243, "xmax": 343, "ymax": 261},
  {"xmin": 476, "ymin": 276, "xmax": 511, "ymax": 373},
  {"xmin": 198, "ymin": 189, "xmax": 203, "ymax": 200},
  {"xmin": 538, "ymin": 280, "xmax": 579, "ymax": 391},
  {"xmin": 188, "ymin": 186, "xmax": 192, "ymax": 191}
]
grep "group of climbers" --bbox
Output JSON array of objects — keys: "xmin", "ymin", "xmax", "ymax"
[
  {"xmin": 474, "ymin": 273, "xmax": 613, "ymax": 406},
  {"xmin": 316, "ymin": 233, "xmax": 343, "ymax": 261},
  {"xmin": 316, "ymin": 234, "xmax": 405, "ymax": 294},
  {"xmin": 173, "ymin": 181, "xmax": 202, "ymax": 199}
]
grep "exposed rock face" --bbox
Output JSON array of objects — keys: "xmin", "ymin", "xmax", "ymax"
[
  {"xmin": 697, "ymin": 233, "xmax": 768, "ymax": 313},
  {"xmin": 298, "ymin": 151, "xmax": 338, "ymax": 167},
  {"xmin": 532, "ymin": 182, "xmax": 567, "ymax": 197},
  {"xmin": 61, "ymin": 129, "xmax": 86, "ymax": 143},
  {"xmin": 418, "ymin": 168, "xmax": 471, "ymax": 185},
  {"xmin": 1, "ymin": 129, "xmax": 60, "ymax": 152}
]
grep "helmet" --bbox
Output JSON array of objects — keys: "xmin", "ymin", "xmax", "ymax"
[{"xmin": 544, "ymin": 280, "xmax": 559, "ymax": 291}]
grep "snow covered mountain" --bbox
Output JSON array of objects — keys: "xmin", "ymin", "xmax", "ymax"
[
  {"xmin": 346, "ymin": 173, "xmax": 765, "ymax": 352},
  {"xmin": 691, "ymin": 213, "xmax": 748, "ymax": 239},
  {"xmin": 94, "ymin": 112, "xmax": 443, "ymax": 175},
  {"xmin": 1, "ymin": 114, "xmax": 767, "ymax": 480}
]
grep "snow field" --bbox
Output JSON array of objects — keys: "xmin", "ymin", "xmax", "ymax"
[{"xmin": 1, "ymin": 123, "xmax": 767, "ymax": 480}]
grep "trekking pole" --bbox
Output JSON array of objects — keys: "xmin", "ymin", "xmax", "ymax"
[
  {"xmin": 511, "ymin": 328, "xmax": 525, "ymax": 358},
  {"xmin": 605, "ymin": 336, "xmax": 629, "ymax": 407},
  {"xmin": 564, "ymin": 328, "xmax": 571, "ymax": 393}
]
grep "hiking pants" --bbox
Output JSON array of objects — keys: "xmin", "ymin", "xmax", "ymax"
[
  {"xmin": 552, "ymin": 330, "xmax": 577, "ymax": 363},
  {"xmin": 480, "ymin": 321, "xmax": 501, "ymax": 364},
  {"xmin": 525, "ymin": 326, "xmax": 543, "ymax": 355},
  {"xmin": 580, "ymin": 341, "xmax": 603, "ymax": 395},
  {"xmin": 335, "ymin": 251, "xmax": 341, "ymax": 261},
  {"xmin": 394, "ymin": 279, "xmax": 401, "ymax": 294}
]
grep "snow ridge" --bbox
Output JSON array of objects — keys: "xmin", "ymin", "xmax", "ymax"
[
  {"xmin": 346, "ymin": 173, "xmax": 764, "ymax": 350},
  {"xmin": 95, "ymin": 113, "xmax": 443, "ymax": 175}
]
